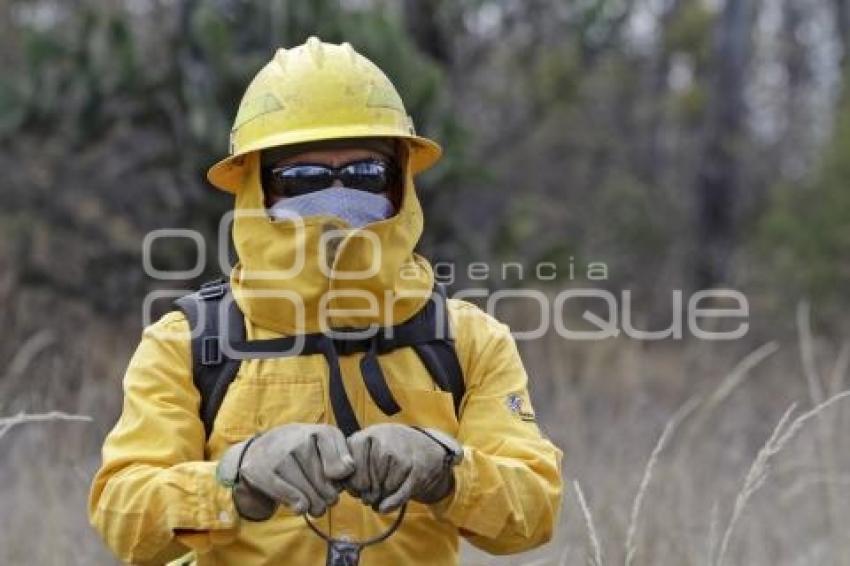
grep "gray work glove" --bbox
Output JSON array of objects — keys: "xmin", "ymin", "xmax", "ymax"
[
  {"xmin": 343, "ymin": 424, "xmax": 463, "ymax": 514},
  {"xmin": 217, "ymin": 424, "xmax": 355, "ymax": 520}
]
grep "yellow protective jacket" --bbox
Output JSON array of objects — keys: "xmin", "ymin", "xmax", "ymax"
[{"xmin": 88, "ymin": 151, "xmax": 563, "ymax": 565}]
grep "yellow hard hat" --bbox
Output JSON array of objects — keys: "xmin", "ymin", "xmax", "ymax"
[{"xmin": 207, "ymin": 36, "xmax": 442, "ymax": 193}]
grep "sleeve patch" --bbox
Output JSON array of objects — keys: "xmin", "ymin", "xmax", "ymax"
[{"xmin": 505, "ymin": 393, "xmax": 536, "ymax": 422}]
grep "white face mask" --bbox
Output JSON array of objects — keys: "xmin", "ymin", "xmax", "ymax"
[{"xmin": 267, "ymin": 187, "xmax": 396, "ymax": 228}]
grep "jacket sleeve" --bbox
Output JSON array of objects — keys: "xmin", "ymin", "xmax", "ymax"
[
  {"xmin": 431, "ymin": 302, "xmax": 564, "ymax": 554},
  {"xmin": 88, "ymin": 311, "xmax": 239, "ymax": 564}
]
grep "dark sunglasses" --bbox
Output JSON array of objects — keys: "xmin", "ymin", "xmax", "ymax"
[{"xmin": 262, "ymin": 159, "xmax": 397, "ymax": 198}]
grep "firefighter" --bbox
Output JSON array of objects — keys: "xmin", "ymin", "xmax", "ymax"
[{"xmin": 89, "ymin": 37, "xmax": 563, "ymax": 565}]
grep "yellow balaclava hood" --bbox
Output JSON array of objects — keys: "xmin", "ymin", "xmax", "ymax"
[{"xmin": 228, "ymin": 147, "xmax": 434, "ymax": 335}]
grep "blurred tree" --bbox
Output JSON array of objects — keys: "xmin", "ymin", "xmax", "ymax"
[
  {"xmin": 694, "ymin": 0, "xmax": 757, "ymax": 289},
  {"xmin": 0, "ymin": 0, "xmax": 465, "ymax": 313},
  {"xmin": 757, "ymin": 80, "xmax": 850, "ymax": 315},
  {"xmin": 1, "ymin": 0, "xmax": 849, "ymax": 335},
  {"xmin": 836, "ymin": 0, "xmax": 850, "ymax": 68}
]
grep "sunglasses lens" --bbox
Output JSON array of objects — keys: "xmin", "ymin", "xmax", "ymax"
[
  {"xmin": 265, "ymin": 161, "xmax": 394, "ymax": 197},
  {"xmin": 266, "ymin": 165, "xmax": 335, "ymax": 197},
  {"xmin": 341, "ymin": 161, "xmax": 391, "ymax": 193}
]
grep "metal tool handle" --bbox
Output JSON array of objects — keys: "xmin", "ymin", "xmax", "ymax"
[{"xmin": 303, "ymin": 502, "xmax": 407, "ymax": 547}]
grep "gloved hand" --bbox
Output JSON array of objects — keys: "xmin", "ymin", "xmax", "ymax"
[
  {"xmin": 217, "ymin": 424, "xmax": 356, "ymax": 520},
  {"xmin": 343, "ymin": 424, "xmax": 463, "ymax": 514}
]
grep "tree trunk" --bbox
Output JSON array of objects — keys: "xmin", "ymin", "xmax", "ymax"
[
  {"xmin": 402, "ymin": 0, "xmax": 451, "ymax": 64},
  {"xmin": 779, "ymin": 0, "xmax": 812, "ymax": 179},
  {"xmin": 694, "ymin": 0, "xmax": 758, "ymax": 288},
  {"xmin": 835, "ymin": 0, "xmax": 850, "ymax": 68}
]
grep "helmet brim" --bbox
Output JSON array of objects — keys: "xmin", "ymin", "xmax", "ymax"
[{"xmin": 207, "ymin": 129, "xmax": 442, "ymax": 194}]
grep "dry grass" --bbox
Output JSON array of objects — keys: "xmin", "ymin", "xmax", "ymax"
[
  {"xmin": 464, "ymin": 296, "xmax": 850, "ymax": 566},
  {"xmin": 714, "ymin": 390, "xmax": 850, "ymax": 566},
  {"xmin": 0, "ymin": 411, "xmax": 93, "ymax": 441},
  {"xmin": 574, "ymin": 480, "xmax": 604, "ymax": 566},
  {"xmin": 624, "ymin": 397, "xmax": 700, "ymax": 566},
  {"xmin": 4, "ymin": 289, "xmax": 850, "ymax": 565}
]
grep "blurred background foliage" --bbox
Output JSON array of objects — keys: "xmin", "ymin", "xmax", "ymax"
[
  {"xmin": 2, "ymin": 0, "xmax": 849, "ymax": 336},
  {"xmin": 0, "ymin": 0, "xmax": 845, "ymax": 318}
]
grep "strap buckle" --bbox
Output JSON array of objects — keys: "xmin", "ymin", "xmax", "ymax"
[
  {"xmin": 199, "ymin": 278, "xmax": 227, "ymax": 300},
  {"xmin": 329, "ymin": 326, "xmax": 382, "ymax": 356},
  {"xmin": 201, "ymin": 336, "xmax": 223, "ymax": 365}
]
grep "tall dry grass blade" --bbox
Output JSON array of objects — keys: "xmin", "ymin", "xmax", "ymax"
[
  {"xmin": 797, "ymin": 301, "xmax": 824, "ymax": 405},
  {"xmin": 705, "ymin": 501, "xmax": 719, "ymax": 566},
  {"xmin": 689, "ymin": 342, "xmax": 779, "ymax": 436},
  {"xmin": 574, "ymin": 480, "xmax": 604, "ymax": 566},
  {"xmin": 3, "ymin": 330, "xmax": 55, "ymax": 380},
  {"xmin": 772, "ymin": 391, "xmax": 850, "ymax": 454},
  {"xmin": 715, "ymin": 403, "xmax": 796, "ymax": 566},
  {"xmin": 715, "ymin": 390, "xmax": 850, "ymax": 566},
  {"xmin": 796, "ymin": 300, "xmax": 846, "ymax": 565},
  {"xmin": 828, "ymin": 341, "xmax": 850, "ymax": 397},
  {"xmin": 0, "ymin": 411, "xmax": 93, "ymax": 441},
  {"xmin": 1, "ymin": 330, "xmax": 56, "ymax": 410},
  {"xmin": 624, "ymin": 396, "xmax": 700, "ymax": 566}
]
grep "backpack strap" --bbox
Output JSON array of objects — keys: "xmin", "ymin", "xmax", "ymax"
[
  {"xmin": 174, "ymin": 279, "xmax": 465, "ymax": 439},
  {"xmin": 410, "ymin": 285, "xmax": 465, "ymax": 415},
  {"xmin": 411, "ymin": 342, "xmax": 464, "ymax": 415},
  {"xmin": 173, "ymin": 278, "xmax": 245, "ymax": 438}
]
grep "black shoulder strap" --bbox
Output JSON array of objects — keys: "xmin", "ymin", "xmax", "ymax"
[
  {"xmin": 173, "ymin": 279, "xmax": 244, "ymax": 438},
  {"xmin": 412, "ymin": 341, "xmax": 465, "ymax": 415},
  {"xmin": 410, "ymin": 285, "xmax": 466, "ymax": 416}
]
